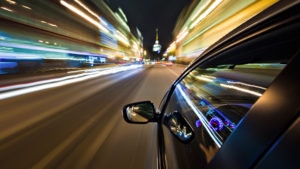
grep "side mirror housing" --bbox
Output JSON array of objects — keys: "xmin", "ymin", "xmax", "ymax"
[{"xmin": 123, "ymin": 101, "xmax": 158, "ymax": 124}]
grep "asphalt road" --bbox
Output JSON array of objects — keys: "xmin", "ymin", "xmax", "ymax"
[{"xmin": 0, "ymin": 64, "xmax": 185, "ymax": 169}]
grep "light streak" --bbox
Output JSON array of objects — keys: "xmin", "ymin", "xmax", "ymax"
[
  {"xmin": 0, "ymin": 52, "xmax": 42, "ymax": 60},
  {"xmin": 21, "ymin": 5, "xmax": 31, "ymax": 10},
  {"xmin": 177, "ymin": 84, "xmax": 222, "ymax": 148},
  {"xmin": 176, "ymin": 31, "xmax": 188, "ymax": 43},
  {"xmin": 195, "ymin": 76, "xmax": 214, "ymax": 83},
  {"xmin": 190, "ymin": 0, "xmax": 223, "ymax": 29},
  {"xmin": 74, "ymin": 0, "xmax": 108, "ymax": 26},
  {"xmin": 0, "ymin": 65, "xmax": 142, "ymax": 100},
  {"xmin": 227, "ymin": 81, "xmax": 266, "ymax": 90},
  {"xmin": 60, "ymin": 0, "xmax": 109, "ymax": 33},
  {"xmin": 220, "ymin": 83, "xmax": 262, "ymax": 97},
  {"xmin": 118, "ymin": 8, "xmax": 127, "ymax": 22},
  {"xmin": 176, "ymin": 27, "xmax": 187, "ymax": 38},
  {"xmin": 116, "ymin": 31, "xmax": 129, "ymax": 46},
  {"xmin": 1, "ymin": 6, "xmax": 13, "ymax": 12},
  {"xmin": 191, "ymin": 0, "xmax": 212, "ymax": 21},
  {"xmin": 0, "ymin": 41, "xmax": 107, "ymax": 58},
  {"xmin": 6, "ymin": 0, "xmax": 16, "ymax": 5}
]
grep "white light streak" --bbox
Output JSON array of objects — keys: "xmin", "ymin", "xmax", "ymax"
[
  {"xmin": 227, "ymin": 81, "xmax": 267, "ymax": 90},
  {"xmin": 6, "ymin": 0, "xmax": 16, "ymax": 5},
  {"xmin": 195, "ymin": 76, "xmax": 214, "ymax": 83},
  {"xmin": 177, "ymin": 84, "xmax": 222, "ymax": 148},
  {"xmin": 21, "ymin": 5, "xmax": 32, "ymax": 10},
  {"xmin": 0, "ymin": 65, "xmax": 142, "ymax": 100},
  {"xmin": 220, "ymin": 84, "xmax": 262, "ymax": 97},
  {"xmin": 40, "ymin": 20, "xmax": 58, "ymax": 27},
  {"xmin": 1, "ymin": 6, "xmax": 13, "ymax": 12}
]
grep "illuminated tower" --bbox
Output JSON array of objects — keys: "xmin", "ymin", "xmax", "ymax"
[{"xmin": 152, "ymin": 28, "xmax": 161, "ymax": 53}]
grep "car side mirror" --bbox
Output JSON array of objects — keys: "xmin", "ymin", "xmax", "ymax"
[{"xmin": 123, "ymin": 101, "xmax": 157, "ymax": 124}]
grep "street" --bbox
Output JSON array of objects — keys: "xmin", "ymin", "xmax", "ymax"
[{"xmin": 0, "ymin": 65, "xmax": 184, "ymax": 169}]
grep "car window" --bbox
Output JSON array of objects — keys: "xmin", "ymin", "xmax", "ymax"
[{"xmin": 178, "ymin": 63, "xmax": 284, "ymax": 146}]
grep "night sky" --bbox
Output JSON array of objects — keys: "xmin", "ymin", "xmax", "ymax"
[{"xmin": 105, "ymin": 0, "xmax": 191, "ymax": 57}]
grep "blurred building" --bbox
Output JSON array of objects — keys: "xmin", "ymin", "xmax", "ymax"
[
  {"xmin": 0, "ymin": 0, "xmax": 143, "ymax": 73},
  {"xmin": 164, "ymin": 0, "xmax": 278, "ymax": 64}
]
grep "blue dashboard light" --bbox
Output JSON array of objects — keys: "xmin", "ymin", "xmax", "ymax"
[
  {"xmin": 196, "ymin": 120, "xmax": 202, "ymax": 128},
  {"xmin": 209, "ymin": 116, "xmax": 224, "ymax": 131}
]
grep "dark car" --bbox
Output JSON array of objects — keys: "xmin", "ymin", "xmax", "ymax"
[{"xmin": 122, "ymin": 1, "xmax": 299, "ymax": 169}]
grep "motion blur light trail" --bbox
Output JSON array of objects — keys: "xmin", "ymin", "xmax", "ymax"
[{"xmin": 0, "ymin": 65, "xmax": 142, "ymax": 100}]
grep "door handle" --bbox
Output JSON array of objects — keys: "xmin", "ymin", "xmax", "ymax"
[{"xmin": 165, "ymin": 111, "xmax": 194, "ymax": 143}]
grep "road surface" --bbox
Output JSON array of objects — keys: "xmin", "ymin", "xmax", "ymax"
[{"xmin": 0, "ymin": 64, "xmax": 185, "ymax": 169}]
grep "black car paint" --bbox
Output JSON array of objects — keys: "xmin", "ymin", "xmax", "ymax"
[{"xmin": 157, "ymin": 1, "xmax": 299, "ymax": 169}]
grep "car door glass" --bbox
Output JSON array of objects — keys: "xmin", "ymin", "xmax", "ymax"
[{"xmin": 178, "ymin": 63, "xmax": 285, "ymax": 146}]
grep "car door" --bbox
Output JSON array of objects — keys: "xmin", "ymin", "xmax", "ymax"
[{"xmin": 158, "ymin": 3, "xmax": 299, "ymax": 168}]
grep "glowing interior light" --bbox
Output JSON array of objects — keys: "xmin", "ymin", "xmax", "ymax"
[
  {"xmin": 191, "ymin": 0, "xmax": 212, "ymax": 21},
  {"xmin": 176, "ymin": 31, "xmax": 188, "ymax": 43},
  {"xmin": 60, "ymin": 0, "xmax": 109, "ymax": 33},
  {"xmin": 220, "ymin": 83, "xmax": 262, "ymax": 97},
  {"xmin": 1, "ymin": 6, "xmax": 13, "ymax": 12},
  {"xmin": 190, "ymin": 0, "xmax": 223, "ymax": 29}
]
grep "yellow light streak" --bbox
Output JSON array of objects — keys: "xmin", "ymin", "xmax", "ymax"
[
  {"xmin": 74, "ymin": 0, "xmax": 108, "ymax": 26},
  {"xmin": 176, "ymin": 27, "xmax": 187, "ymax": 38},
  {"xmin": 190, "ymin": 0, "xmax": 223, "ymax": 29},
  {"xmin": 60, "ymin": 0, "xmax": 109, "ymax": 33},
  {"xmin": 191, "ymin": 0, "xmax": 212, "ymax": 21},
  {"xmin": 176, "ymin": 31, "xmax": 188, "ymax": 43}
]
